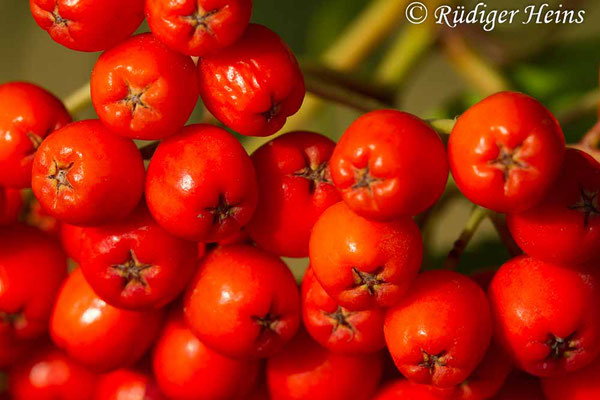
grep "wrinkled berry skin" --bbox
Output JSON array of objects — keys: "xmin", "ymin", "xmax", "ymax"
[{"xmin": 198, "ymin": 24, "xmax": 305, "ymax": 137}]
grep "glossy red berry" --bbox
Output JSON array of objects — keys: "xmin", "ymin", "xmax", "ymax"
[
  {"xmin": 146, "ymin": 124, "xmax": 258, "ymax": 242},
  {"xmin": 266, "ymin": 331, "xmax": 383, "ymax": 400},
  {"xmin": 184, "ymin": 244, "xmax": 300, "ymax": 359},
  {"xmin": 153, "ymin": 309, "xmax": 260, "ymax": 399},
  {"xmin": 80, "ymin": 205, "xmax": 198, "ymax": 310},
  {"xmin": 541, "ymin": 354, "xmax": 600, "ymax": 400},
  {"xmin": 507, "ymin": 148, "xmax": 600, "ymax": 265},
  {"xmin": 60, "ymin": 223, "xmax": 84, "ymax": 262},
  {"xmin": 29, "ymin": 0, "xmax": 145, "ymax": 52},
  {"xmin": 301, "ymin": 267, "xmax": 385, "ymax": 354},
  {"xmin": 198, "ymin": 24, "xmax": 305, "ymax": 136},
  {"xmin": 95, "ymin": 369, "xmax": 165, "ymax": 400},
  {"xmin": 146, "ymin": 0, "xmax": 252, "ymax": 56},
  {"xmin": 384, "ymin": 270, "xmax": 492, "ymax": 388},
  {"xmin": 0, "ymin": 187, "xmax": 22, "ymax": 225},
  {"xmin": 8, "ymin": 346, "xmax": 98, "ymax": 400},
  {"xmin": 50, "ymin": 268, "xmax": 164, "ymax": 371},
  {"xmin": 91, "ymin": 33, "xmax": 199, "ymax": 140},
  {"xmin": 31, "ymin": 120, "xmax": 145, "ymax": 226},
  {"xmin": 309, "ymin": 201, "xmax": 422, "ymax": 311},
  {"xmin": 330, "ymin": 110, "xmax": 449, "ymax": 219},
  {"xmin": 448, "ymin": 91, "xmax": 565, "ymax": 213},
  {"xmin": 489, "ymin": 256, "xmax": 600, "ymax": 377},
  {"xmin": 247, "ymin": 131, "xmax": 341, "ymax": 257},
  {"xmin": 373, "ymin": 379, "xmax": 451, "ymax": 400},
  {"xmin": 0, "ymin": 82, "xmax": 70, "ymax": 189},
  {"xmin": 0, "ymin": 225, "xmax": 67, "ymax": 341}
]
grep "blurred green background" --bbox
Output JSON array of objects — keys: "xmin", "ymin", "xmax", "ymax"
[{"xmin": 3, "ymin": 0, "xmax": 600, "ymax": 274}]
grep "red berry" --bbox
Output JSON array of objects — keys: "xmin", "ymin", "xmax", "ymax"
[
  {"xmin": 80, "ymin": 205, "xmax": 198, "ymax": 310},
  {"xmin": 31, "ymin": 120, "xmax": 145, "ymax": 226},
  {"xmin": 95, "ymin": 368, "xmax": 165, "ymax": 400},
  {"xmin": 146, "ymin": 0, "xmax": 252, "ymax": 56},
  {"xmin": 452, "ymin": 343, "xmax": 512, "ymax": 400},
  {"xmin": 541, "ymin": 354, "xmax": 600, "ymax": 400},
  {"xmin": 0, "ymin": 225, "xmax": 67, "ymax": 341},
  {"xmin": 198, "ymin": 24, "xmax": 305, "ymax": 136},
  {"xmin": 153, "ymin": 309, "xmax": 260, "ymax": 399},
  {"xmin": 488, "ymin": 256, "xmax": 600, "ymax": 376},
  {"xmin": 184, "ymin": 244, "xmax": 300, "ymax": 359},
  {"xmin": 59, "ymin": 223, "xmax": 84, "ymax": 262},
  {"xmin": 448, "ymin": 91, "xmax": 565, "ymax": 213},
  {"xmin": 91, "ymin": 33, "xmax": 199, "ymax": 140},
  {"xmin": 0, "ymin": 187, "xmax": 22, "ymax": 225},
  {"xmin": 146, "ymin": 124, "xmax": 258, "ymax": 242},
  {"xmin": 372, "ymin": 379, "xmax": 451, "ymax": 400},
  {"xmin": 50, "ymin": 268, "xmax": 164, "ymax": 371},
  {"xmin": 330, "ymin": 110, "xmax": 449, "ymax": 219},
  {"xmin": 9, "ymin": 346, "xmax": 98, "ymax": 400},
  {"xmin": 384, "ymin": 270, "xmax": 492, "ymax": 388},
  {"xmin": 301, "ymin": 267, "xmax": 385, "ymax": 354},
  {"xmin": 309, "ymin": 202, "xmax": 423, "ymax": 310},
  {"xmin": 493, "ymin": 371, "xmax": 545, "ymax": 400},
  {"xmin": 29, "ymin": 0, "xmax": 145, "ymax": 52},
  {"xmin": 266, "ymin": 331, "xmax": 383, "ymax": 400},
  {"xmin": 507, "ymin": 148, "xmax": 600, "ymax": 265},
  {"xmin": 247, "ymin": 131, "xmax": 341, "ymax": 257},
  {"xmin": 0, "ymin": 82, "xmax": 70, "ymax": 189}
]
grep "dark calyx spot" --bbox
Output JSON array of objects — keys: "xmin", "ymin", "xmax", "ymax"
[
  {"xmin": 568, "ymin": 187, "xmax": 600, "ymax": 228},
  {"xmin": 204, "ymin": 194, "xmax": 239, "ymax": 225},
  {"xmin": 0, "ymin": 311, "xmax": 24, "ymax": 327},
  {"xmin": 352, "ymin": 165, "xmax": 382, "ymax": 195},
  {"xmin": 182, "ymin": 8, "xmax": 219, "ymax": 35},
  {"xmin": 324, "ymin": 306, "xmax": 356, "ymax": 340},
  {"xmin": 121, "ymin": 85, "xmax": 150, "ymax": 114},
  {"xmin": 489, "ymin": 143, "xmax": 528, "ymax": 182},
  {"xmin": 293, "ymin": 162, "xmax": 332, "ymax": 193},
  {"xmin": 419, "ymin": 349, "xmax": 447, "ymax": 374},
  {"xmin": 252, "ymin": 311, "xmax": 280, "ymax": 337},
  {"xmin": 111, "ymin": 249, "xmax": 153, "ymax": 288},
  {"xmin": 261, "ymin": 98, "xmax": 282, "ymax": 123},
  {"xmin": 352, "ymin": 267, "xmax": 385, "ymax": 296},
  {"xmin": 47, "ymin": 159, "xmax": 74, "ymax": 195},
  {"xmin": 51, "ymin": 7, "xmax": 68, "ymax": 26},
  {"xmin": 546, "ymin": 333, "xmax": 578, "ymax": 360}
]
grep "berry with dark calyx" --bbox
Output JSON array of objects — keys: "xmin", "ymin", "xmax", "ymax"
[
  {"xmin": 31, "ymin": 120, "xmax": 145, "ymax": 226},
  {"xmin": 247, "ymin": 131, "xmax": 340, "ymax": 257},
  {"xmin": 309, "ymin": 201, "xmax": 422, "ymax": 311},
  {"xmin": 329, "ymin": 110, "xmax": 449, "ymax": 220},
  {"xmin": 30, "ymin": 0, "xmax": 145, "ymax": 52},
  {"xmin": 91, "ymin": 33, "xmax": 199, "ymax": 140},
  {"xmin": 488, "ymin": 255, "xmax": 600, "ymax": 377},
  {"xmin": 146, "ymin": 0, "xmax": 252, "ymax": 57},
  {"xmin": 80, "ymin": 204, "xmax": 198, "ymax": 310},
  {"xmin": 507, "ymin": 148, "xmax": 600, "ymax": 265},
  {"xmin": 146, "ymin": 123, "xmax": 258, "ymax": 242},
  {"xmin": 448, "ymin": 91, "xmax": 565, "ymax": 213},
  {"xmin": 184, "ymin": 244, "xmax": 300, "ymax": 359},
  {"xmin": 384, "ymin": 270, "xmax": 492, "ymax": 388},
  {"xmin": 197, "ymin": 24, "xmax": 305, "ymax": 136},
  {"xmin": 301, "ymin": 267, "xmax": 385, "ymax": 354}
]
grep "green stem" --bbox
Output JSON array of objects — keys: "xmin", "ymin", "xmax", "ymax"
[
  {"xmin": 489, "ymin": 212, "xmax": 522, "ymax": 257},
  {"xmin": 427, "ymin": 118, "xmax": 456, "ymax": 136},
  {"xmin": 63, "ymin": 82, "xmax": 92, "ymax": 115},
  {"xmin": 444, "ymin": 205, "xmax": 490, "ymax": 270}
]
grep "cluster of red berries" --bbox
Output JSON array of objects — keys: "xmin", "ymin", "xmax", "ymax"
[{"xmin": 0, "ymin": 1, "xmax": 599, "ymax": 399}]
